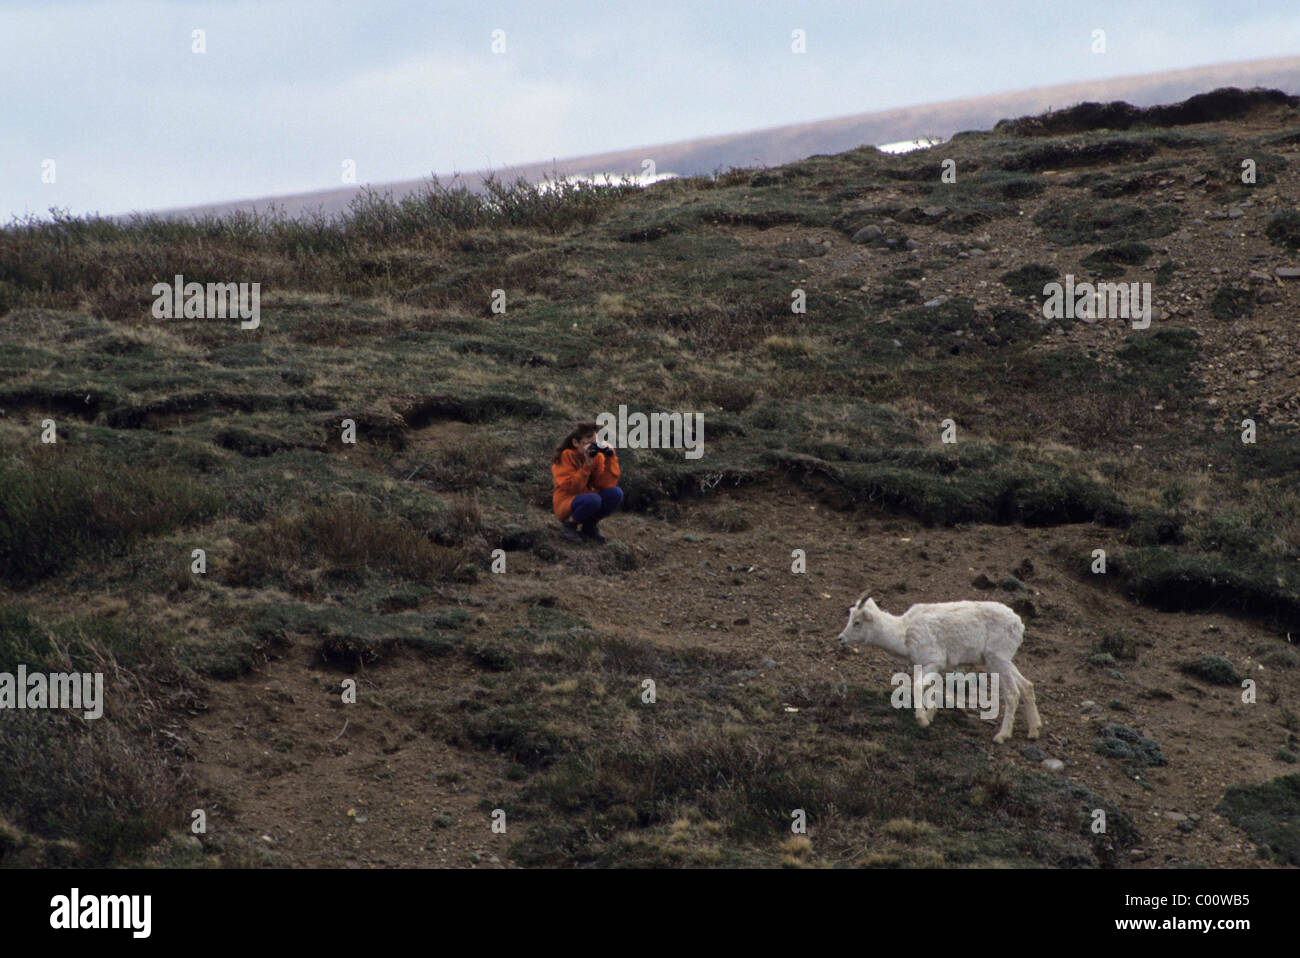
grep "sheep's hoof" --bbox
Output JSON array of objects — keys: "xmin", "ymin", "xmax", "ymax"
[
  {"xmin": 916, "ymin": 715, "xmax": 931, "ymax": 728},
  {"xmin": 1028, "ymin": 727, "xmax": 1042, "ymax": 740},
  {"xmin": 992, "ymin": 733, "xmax": 1009, "ymax": 744}
]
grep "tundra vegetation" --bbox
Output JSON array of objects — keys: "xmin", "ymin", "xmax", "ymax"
[{"xmin": 1, "ymin": 89, "xmax": 1298, "ymax": 867}]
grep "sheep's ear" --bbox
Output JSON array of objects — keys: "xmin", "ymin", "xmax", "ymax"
[{"xmin": 864, "ymin": 597, "xmax": 878, "ymax": 611}]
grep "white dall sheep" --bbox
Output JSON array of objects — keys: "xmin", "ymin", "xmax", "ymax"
[{"xmin": 836, "ymin": 592, "xmax": 1042, "ymax": 743}]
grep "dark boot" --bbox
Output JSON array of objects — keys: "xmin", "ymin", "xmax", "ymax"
[
  {"xmin": 580, "ymin": 523, "xmax": 607, "ymax": 544},
  {"xmin": 560, "ymin": 520, "xmax": 584, "ymax": 543}
]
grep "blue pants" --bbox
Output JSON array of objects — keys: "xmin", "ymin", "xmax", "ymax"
[{"xmin": 569, "ymin": 487, "xmax": 623, "ymax": 527}]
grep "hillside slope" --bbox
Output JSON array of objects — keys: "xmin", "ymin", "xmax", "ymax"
[{"xmin": 2, "ymin": 87, "xmax": 1299, "ymax": 868}]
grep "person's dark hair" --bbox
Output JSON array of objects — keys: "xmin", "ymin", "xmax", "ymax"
[{"xmin": 553, "ymin": 422, "xmax": 600, "ymax": 464}]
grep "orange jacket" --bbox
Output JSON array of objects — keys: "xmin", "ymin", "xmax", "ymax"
[{"xmin": 552, "ymin": 448, "xmax": 620, "ymax": 521}]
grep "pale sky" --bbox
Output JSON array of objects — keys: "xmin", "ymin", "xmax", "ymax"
[{"xmin": 2, "ymin": 0, "xmax": 1297, "ymax": 220}]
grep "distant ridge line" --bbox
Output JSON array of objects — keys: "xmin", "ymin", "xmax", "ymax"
[{"xmin": 138, "ymin": 55, "xmax": 1300, "ymax": 222}]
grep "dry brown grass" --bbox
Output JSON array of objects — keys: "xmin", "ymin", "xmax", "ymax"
[
  {"xmin": 426, "ymin": 439, "xmax": 506, "ymax": 490},
  {"xmin": 223, "ymin": 500, "xmax": 468, "ymax": 592}
]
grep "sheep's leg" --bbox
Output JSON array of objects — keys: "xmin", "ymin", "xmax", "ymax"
[
  {"xmin": 912, "ymin": 664, "xmax": 928, "ymax": 727},
  {"xmin": 989, "ymin": 657, "xmax": 1019, "ymax": 744},
  {"xmin": 913, "ymin": 662, "xmax": 941, "ymax": 728},
  {"xmin": 1011, "ymin": 663, "xmax": 1042, "ymax": 739},
  {"xmin": 925, "ymin": 665, "xmax": 942, "ymax": 726}
]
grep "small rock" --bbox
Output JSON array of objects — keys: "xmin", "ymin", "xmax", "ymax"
[
  {"xmin": 1020, "ymin": 745, "xmax": 1046, "ymax": 761},
  {"xmin": 1275, "ymin": 267, "xmax": 1300, "ymax": 279},
  {"xmin": 1012, "ymin": 558, "xmax": 1034, "ymax": 579},
  {"xmin": 760, "ymin": 657, "xmax": 778, "ymax": 669},
  {"xmin": 971, "ymin": 573, "xmax": 996, "ymax": 590},
  {"xmin": 1042, "ymin": 759, "xmax": 1065, "ymax": 772},
  {"xmin": 1080, "ymin": 700, "xmax": 1098, "ymax": 711},
  {"xmin": 489, "ymin": 855, "xmax": 501, "ymax": 864},
  {"xmin": 1227, "ymin": 207, "xmax": 1245, "ymax": 219},
  {"xmin": 851, "ymin": 225, "xmax": 883, "ymax": 244},
  {"xmin": 905, "ymin": 239, "xmax": 920, "ymax": 251},
  {"xmin": 1164, "ymin": 811, "xmax": 1188, "ymax": 822},
  {"xmin": 924, "ymin": 296, "xmax": 949, "ymax": 308}
]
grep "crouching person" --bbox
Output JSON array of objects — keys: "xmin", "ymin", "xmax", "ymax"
[{"xmin": 552, "ymin": 422, "xmax": 623, "ymax": 543}]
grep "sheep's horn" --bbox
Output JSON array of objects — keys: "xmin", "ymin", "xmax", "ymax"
[{"xmin": 854, "ymin": 590, "xmax": 871, "ymax": 608}]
